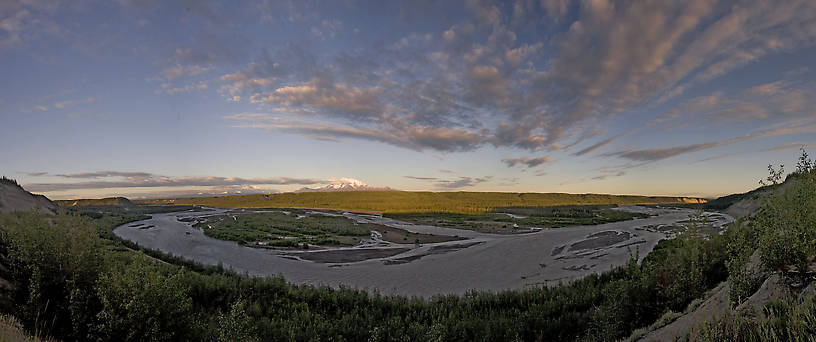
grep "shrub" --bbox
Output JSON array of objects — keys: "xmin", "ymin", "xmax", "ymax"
[
  {"xmin": 94, "ymin": 254, "xmax": 194, "ymax": 341},
  {"xmin": 0, "ymin": 212, "xmax": 103, "ymax": 340},
  {"xmin": 723, "ymin": 220, "xmax": 763, "ymax": 305},
  {"xmin": 693, "ymin": 295, "xmax": 816, "ymax": 341},
  {"xmin": 755, "ymin": 170, "xmax": 816, "ymax": 275}
]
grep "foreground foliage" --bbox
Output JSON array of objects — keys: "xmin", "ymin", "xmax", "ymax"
[
  {"xmin": 694, "ymin": 297, "xmax": 816, "ymax": 342},
  {"xmin": 0, "ymin": 207, "xmax": 729, "ymax": 341},
  {"xmin": 693, "ymin": 167, "xmax": 816, "ymax": 340},
  {"xmin": 2, "ymin": 153, "xmax": 811, "ymax": 341}
]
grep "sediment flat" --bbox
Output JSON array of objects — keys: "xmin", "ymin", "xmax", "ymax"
[{"xmin": 114, "ymin": 206, "xmax": 732, "ymax": 298}]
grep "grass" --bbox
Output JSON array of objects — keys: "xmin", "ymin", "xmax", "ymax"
[
  {"xmin": 0, "ymin": 314, "xmax": 52, "ymax": 342},
  {"xmin": 138, "ymin": 191, "xmax": 704, "ymax": 214},
  {"xmin": 196, "ymin": 210, "xmax": 372, "ymax": 247}
]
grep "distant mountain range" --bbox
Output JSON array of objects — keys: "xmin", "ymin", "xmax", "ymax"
[{"xmin": 295, "ymin": 177, "xmax": 393, "ymax": 193}]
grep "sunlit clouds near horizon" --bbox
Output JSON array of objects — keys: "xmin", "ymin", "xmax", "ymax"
[{"xmin": 2, "ymin": 0, "xmax": 816, "ymax": 199}]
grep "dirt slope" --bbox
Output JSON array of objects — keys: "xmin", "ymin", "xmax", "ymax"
[
  {"xmin": 637, "ymin": 282, "xmax": 731, "ymax": 341},
  {"xmin": 0, "ymin": 183, "xmax": 57, "ymax": 214},
  {"xmin": 637, "ymin": 174, "xmax": 809, "ymax": 341},
  {"xmin": 710, "ymin": 176, "xmax": 797, "ymax": 219}
]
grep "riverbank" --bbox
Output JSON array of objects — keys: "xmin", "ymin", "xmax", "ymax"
[{"xmin": 114, "ymin": 206, "xmax": 732, "ymax": 297}]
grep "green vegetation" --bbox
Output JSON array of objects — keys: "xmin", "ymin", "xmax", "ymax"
[
  {"xmin": 198, "ymin": 211, "xmax": 370, "ymax": 247},
  {"xmin": 693, "ymin": 297, "xmax": 816, "ymax": 341},
  {"xmin": 688, "ymin": 149, "xmax": 816, "ymax": 340},
  {"xmin": 62, "ymin": 203, "xmax": 198, "ymax": 220},
  {"xmin": 703, "ymin": 148, "xmax": 812, "ymax": 211},
  {"xmin": 55, "ymin": 197, "xmax": 135, "ymax": 207},
  {"xmin": 196, "ymin": 210, "xmax": 461, "ymax": 247},
  {"xmin": 0, "ymin": 205, "xmax": 730, "ymax": 341},
  {"xmin": 722, "ymin": 219, "xmax": 763, "ymax": 305},
  {"xmin": 755, "ymin": 172, "xmax": 816, "ymax": 275},
  {"xmin": 140, "ymin": 191, "xmax": 703, "ymax": 214},
  {"xmin": 702, "ymin": 178, "xmax": 790, "ymax": 211},
  {"xmin": 1, "ymin": 150, "xmax": 812, "ymax": 341},
  {"xmin": 0, "ymin": 176, "xmax": 18, "ymax": 186},
  {"xmin": 385, "ymin": 205, "xmax": 649, "ymax": 233},
  {"xmin": 720, "ymin": 150, "xmax": 816, "ymax": 306},
  {"xmin": 498, "ymin": 205, "xmax": 651, "ymax": 226}
]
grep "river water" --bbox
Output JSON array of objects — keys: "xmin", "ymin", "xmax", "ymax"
[{"xmin": 113, "ymin": 206, "xmax": 732, "ymax": 298}]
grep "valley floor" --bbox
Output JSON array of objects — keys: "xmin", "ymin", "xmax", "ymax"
[{"xmin": 114, "ymin": 205, "xmax": 732, "ymax": 297}]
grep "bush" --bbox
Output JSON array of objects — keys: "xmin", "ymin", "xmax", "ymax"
[
  {"xmin": 0, "ymin": 212, "xmax": 103, "ymax": 340},
  {"xmin": 0, "ymin": 195, "xmax": 742, "ymax": 341},
  {"xmin": 94, "ymin": 254, "xmax": 194, "ymax": 341},
  {"xmin": 755, "ymin": 170, "xmax": 816, "ymax": 275},
  {"xmin": 723, "ymin": 220, "xmax": 763, "ymax": 305}
]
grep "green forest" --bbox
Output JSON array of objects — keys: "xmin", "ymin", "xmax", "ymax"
[{"xmin": 139, "ymin": 191, "xmax": 702, "ymax": 214}]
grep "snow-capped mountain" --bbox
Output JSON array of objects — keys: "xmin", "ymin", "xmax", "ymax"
[{"xmin": 295, "ymin": 177, "xmax": 393, "ymax": 192}]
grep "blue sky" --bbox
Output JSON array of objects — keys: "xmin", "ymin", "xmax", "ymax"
[{"xmin": 1, "ymin": 0, "xmax": 815, "ymax": 200}]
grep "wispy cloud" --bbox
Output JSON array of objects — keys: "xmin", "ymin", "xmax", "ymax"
[
  {"xmin": 764, "ymin": 142, "xmax": 815, "ymax": 153},
  {"xmin": 226, "ymin": 113, "xmax": 484, "ymax": 152},
  {"xmin": 123, "ymin": 185, "xmax": 277, "ymax": 200},
  {"xmin": 23, "ymin": 171, "xmax": 323, "ymax": 192},
  {"xmin": 54, "ymin": 97, "xmax": 95, "ymax": 109},
  {"xmin": 435, "ymin": 176, "xmax": 492, "ymax": 189},
  {"xmin": 573, "ymin": 127, "xmax": 641, "ymax": 156},
  {"xmin": 4, "ymin": 0, "xmax": 816, "ymax": 194},
  {"xmin": 502, "ymin": 156, "xmax": 551, "ymax": 168},
  {"xmin": 156, "ymin": 81, "xmax": 208, "ymax": 95},
  {"xmin": 606, "ymin": 141, "xmax": 728, "ymax": 162},
  {"xmin": 592, "ymin": 171, "xmax": 627, "ymax": 181},
  {"xmin": 605, "ymin": 123, "xmax": 816, "ymax": 162},
  {"xmin": 196, "ymin": 0, "xmax": 816, "ymax": 157},
  {"xmin": 161, "ymin": 64, "xmax": 211, "ymax": 80},
  {"xmin": 404, "ymin": 176, "xmax": 438, "ymax": 181},
  {"xmin": 404, "ymin": 175, "xmax": 492, "ymax": 189},
  {"xmin": 695, "ymin": 142, "xmax": 816, "ymax": 163},
  {"xmin": 51, "ymin": 171, "xmax": 154, "ymax": 179}
]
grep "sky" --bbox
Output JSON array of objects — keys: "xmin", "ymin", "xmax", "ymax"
[{"xmin": 1, "ymin": 0, "xmax": 815, "ymax": 200}]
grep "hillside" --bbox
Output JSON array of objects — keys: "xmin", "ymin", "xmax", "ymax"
[
  {"xmin": 0, "ymin": 178, "xmax": 57, "ymax": 214},
  {"xmin": 138, "ymin": 191, "xmax": 705, "ymax": 214},
  {"xmin": 632, "ymin": 169, "xmax": 816, "ymax": 341},
  {"xmin": 704, "ymin": 173, "xmax": 803, "ymax": 218},
  {"xmin": 55, "ymin": 197, "xmax": 134, "ymax": 207}
]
